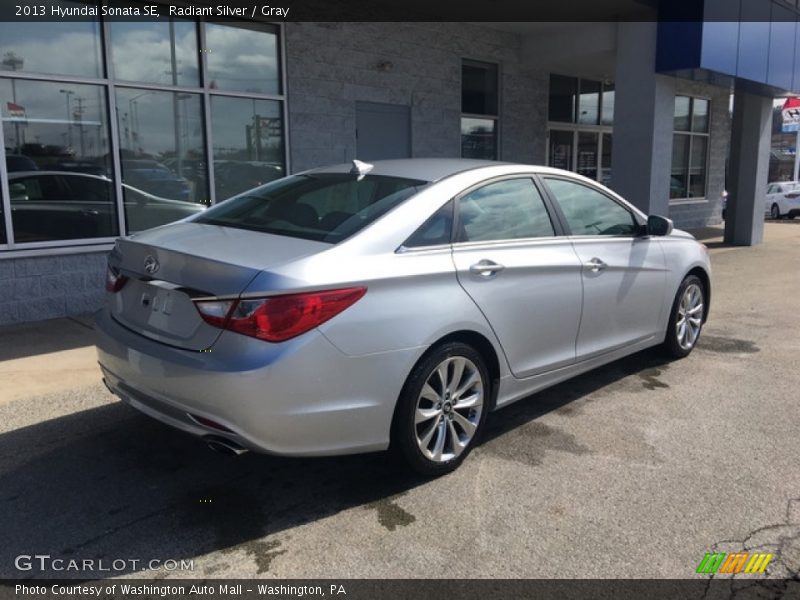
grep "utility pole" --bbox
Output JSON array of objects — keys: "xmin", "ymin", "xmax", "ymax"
[
  {"xmin": 74, "ymin": 96, "xmax": 86, "ymax": 157},
  {"xmin": 59, "ymin": 89, "xmax": 74, "ymax": 149},
  {"xmin": 2, "ymin": 52, "xmax": 24, "ymax": 152}
]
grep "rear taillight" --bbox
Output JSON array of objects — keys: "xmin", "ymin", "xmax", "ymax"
[
  {"xmin": 194, "ymin": 287, "xmax": 366, "ymax": 342},
  {"xmin": 105, "ymin": 265, "xmax": 128, "ymax": 293},
  {"xmin": 786, "ymin": 192, "xmax": 800, "ymax": 199}
]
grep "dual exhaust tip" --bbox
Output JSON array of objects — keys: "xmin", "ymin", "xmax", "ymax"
[
  {"xmin": 102, "ymin": 378, "xmax": 248, "ymax": 457},
  {"xmin": 205, "ymin": 435, "xmax": 248, "ymax": 456}
]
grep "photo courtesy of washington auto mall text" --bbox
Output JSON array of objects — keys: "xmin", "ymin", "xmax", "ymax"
[{"xmin": 11, "ymin": 584, "xmax": 346, "ymax": 598}]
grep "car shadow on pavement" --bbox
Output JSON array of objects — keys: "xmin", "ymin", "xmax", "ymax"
[
  {"xmin": 0, "ymin": 316, "xmax": 97, "ymax": 362},
  {"xmin": 0, "ymin": 348, "xmax": 670, "ymax": 579}
]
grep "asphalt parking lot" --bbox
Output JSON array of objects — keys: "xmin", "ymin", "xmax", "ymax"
[{"xmin": 1, "ymin": 222, "xmax": 799, "ymax": 580}]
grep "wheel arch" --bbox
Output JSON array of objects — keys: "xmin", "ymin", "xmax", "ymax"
[
  {"xmin": 391, "ymin": 329, "xmax": 502, "ymax": 431},
  {"xmin": 685, "ymin": 266, "xmax": 711, "ymax": 323}
]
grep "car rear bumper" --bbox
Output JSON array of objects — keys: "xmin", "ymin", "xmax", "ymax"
[{"xmin": 95, "ymin": 308, "xmax": 424, "ymax": 456}]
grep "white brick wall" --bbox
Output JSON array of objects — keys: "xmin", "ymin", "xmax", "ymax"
[{"xmin": 0, "ymin": 253, "xmax": 107, "ymax": 325}]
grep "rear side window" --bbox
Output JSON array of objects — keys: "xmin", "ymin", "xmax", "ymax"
[
  {"xmin": 456, "ymin": 178, "xmax": 555, "ymax": 242},
  {"xmin": 544, "ymin": 178, "xmax": 638, "ymax": 236},
  {"xmin": 404, "ymin": 200, "xmax": 454, "ymax": 248},
  {"xmin": 195, "ymin": 174, "xmax": 426, "ymax": 243}
]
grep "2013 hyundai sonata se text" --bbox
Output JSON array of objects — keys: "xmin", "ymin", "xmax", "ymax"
[{"xmin": 95, "ymin": 159, "xmax": 711, "ymax": 475}]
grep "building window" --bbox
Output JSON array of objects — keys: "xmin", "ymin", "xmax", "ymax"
[
  {"xmin": 671, "ymin": 96, "xmax": 710, "ymax": 200},
  {"xmin": 1, "ymin": 79, "xmax": 116, "ymax": 243},
  {"xmin": 548, "ymin": 74, "xmax": 614, "ymax": 126},
  {"xmin": 109, "ymin": 18, "xmax": 200, "ymax": 87},
  {"xmin": 461, "ymin": 60, "xmax": 498, "ymax": 160},
  {"xmin": 547, "ymin": 74, "xmax": 614, "ymax": 184},
  {"xmin": 205, "ymin": 22, "xmax": 281, "ymax": 94},
  {"xmin": 211, "ymin": 96, "xmax": 284, "ymax": 199},
  {"xmin": 0, "ymin": 1, "xmax": 104, "ymax": 79},
  {"xmin": 0, "ymin": 15, "xmax": 287, "ymax": 250}
]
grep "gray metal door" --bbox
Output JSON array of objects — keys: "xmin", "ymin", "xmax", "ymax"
[{"xmin": 355, "ymin": 102, "xmax": 411, "ymax": 161}]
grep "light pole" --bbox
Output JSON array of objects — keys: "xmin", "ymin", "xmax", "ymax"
[
  {"xmin": 59, "ymin": 89, "xmax": 74, "ymax": 149},
  {"xmin": 127, "ymin": 91, "xmax": 156, "ymax": 154},
  {"xmin": 2, "ymin": 52, "xmax": 24, "ymax": 151},
  {"xmin": 73, "ymin": 96, "xmax": 86, "ymax": 157}
]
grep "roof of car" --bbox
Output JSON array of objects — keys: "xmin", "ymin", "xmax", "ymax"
[{"xmin": 304, "ymin": 158, "xmax": 517, "ymax": 182}]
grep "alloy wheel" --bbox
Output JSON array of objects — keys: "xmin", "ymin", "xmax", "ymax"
[
  {"xmin": 414, "ymin": 356, "xmax": 484, "ymax": 463},
  {"xmin": 676, "ymin": 283, "xmax": 703, "ymax": 350},
  {"xmin": 772, "ymin": 204, "xmax": 780, "ymax": 219}
]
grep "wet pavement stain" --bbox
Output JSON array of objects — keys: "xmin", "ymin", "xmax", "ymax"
[
  {"xmin": 698, "ymin": 335, "xmax": 760, "ymax": 354},
  {"xmin": 236, "ymin": 539, "xmax": 287, "ymax": 574},
  {"xmin": 639, "ymin": 368, "xmax": 669, "ymax": 391},
  {"xmin": 480, "ymin": 421, "xmax": 591, "ymax": 467},
  {"xmin": 365, "ymin": 495, "xmax": 416, "ymax": 531}
]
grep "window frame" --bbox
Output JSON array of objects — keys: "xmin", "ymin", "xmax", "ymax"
[
  {"xmin": 460, "ymin": 58, "xmax": 500, "ymax": 161},
  {"xmin": 0, "ymin": 12, "xmax": 289, "ymax": 256},
  {"xmin": 539, "ymin": 174, "xmax": 647, "ymax": 238},
  {"xmin": 670, "ymin": 94, "xmax": 711, "ymax": 205}
]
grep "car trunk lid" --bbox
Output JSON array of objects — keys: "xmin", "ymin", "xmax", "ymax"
[{"xmin": 109, "ymin": 222, "xmax": 331, "ymax": 351}]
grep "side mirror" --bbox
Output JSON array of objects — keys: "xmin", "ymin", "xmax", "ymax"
[{"xmin": 647, "ymin": 214, "xmax": 673, "ymax": 236}]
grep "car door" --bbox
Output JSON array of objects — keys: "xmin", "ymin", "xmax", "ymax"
[
  {"xmin": 60, "ymin": 174, "xmax": 118, "ymax": 237},
  {"xmin": 9, "ymin": 174, "xmax": 74, "ymax": 242},
  {"xmin": 450, "ymin": 177, "xmax": 583, "ymax": 378},
  {"xmin": 541, "ymin": 176, "xmax": 667, "ymax": 361}
]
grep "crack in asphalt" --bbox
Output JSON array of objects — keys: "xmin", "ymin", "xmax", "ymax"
[{"xmin": 702, "ymin": 497, "xmax": 800, "ymax": 599}]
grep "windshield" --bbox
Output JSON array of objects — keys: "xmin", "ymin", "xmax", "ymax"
[{"xmin": 195, "ymin": 173, "xmax": 427, "ymax": 243}]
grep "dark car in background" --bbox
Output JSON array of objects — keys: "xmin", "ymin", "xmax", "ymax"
[
  {"xmin": 121, "ymin": 159, "xmax": 191, "ymax": 201},
  {"xmin": 215, "ymin": 161, "xmax": 283, "ymax": 199},
  {"xmin": 7, "ymin": 171, "xmax": 205, "ymax": 243},
  {"xmin": 50, "ymin": 160, "xmax": 109, "ymax": 177},
  {"xmin": 5, "ymin": 154, "xmax": 39, "ymax": 172}
]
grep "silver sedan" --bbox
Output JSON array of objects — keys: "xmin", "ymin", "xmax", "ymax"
[{"xmin": 95, "ymin": 159, "xmax": 711, "ymax": 475}]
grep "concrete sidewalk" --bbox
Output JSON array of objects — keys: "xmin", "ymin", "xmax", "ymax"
[
  {"xmin": 0, "ymin": 222, "xmax": 798, "ymax": 580},
  {"xmin": 0, "ymin": 315, "xmax": 100, "ymax": 406}
]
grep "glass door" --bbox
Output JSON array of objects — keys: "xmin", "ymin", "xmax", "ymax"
[
  {"xmin": 548, "ymin": 129, "xmax": 574, "ymax": 171},
  {"xmin": 577, "ymin": 132, "xmax": 599, "ymax": 180},
  {"xmin": 547, "ymin": 128, "xmax": 613, "ymax": 185}
]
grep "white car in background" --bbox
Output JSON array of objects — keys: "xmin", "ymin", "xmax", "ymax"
[{"xmin": 766, "ymin": 181, "xmax": 800, "ymax": 220}]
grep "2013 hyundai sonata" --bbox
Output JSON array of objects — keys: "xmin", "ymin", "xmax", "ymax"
[{"xmin": 95, "ymin": 159, "xmax": 711, "ymax": 475}]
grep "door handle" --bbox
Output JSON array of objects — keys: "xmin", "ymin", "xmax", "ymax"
[
  {"xmin": 584, "ymin": 257, "xmax": 607, "ymax": 273},
  {"xmin": 469, "ymin": 259, "xmax": 505, "ymax": 277}
]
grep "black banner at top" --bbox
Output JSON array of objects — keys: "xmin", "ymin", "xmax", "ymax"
[{"xmin": 0, "ymin": 0, "xmax": 795, "ymax": 22}]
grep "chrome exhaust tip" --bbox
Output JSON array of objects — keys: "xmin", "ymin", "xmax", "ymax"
[{"xmin": 205, "ymin": 436, "xmax": 248, "ymax": 456}]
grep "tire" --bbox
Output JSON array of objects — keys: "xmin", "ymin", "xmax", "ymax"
[
  {"xmin": 771, "ymin": 204, "xmax": 781, "ymax": 220},
  {"xmin": 661, "ymin": 275, "xmax": 706, "ymax": 359},
  {"xmin": 391, "ymin": 342, "xmax": 490, "ymax": 476}
]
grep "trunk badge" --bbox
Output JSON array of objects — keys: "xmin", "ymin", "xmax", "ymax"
[{"xmin": 143, "ymin": 255, "xmax": 160, "ymax": 274}]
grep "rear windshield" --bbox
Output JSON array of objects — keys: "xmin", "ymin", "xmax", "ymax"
[{"xmin": 195, "ymin": 173, "xmax": 427, "ymax": 243}]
